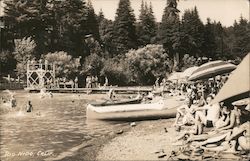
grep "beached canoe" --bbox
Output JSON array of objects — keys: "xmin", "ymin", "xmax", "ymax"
[
  {"xmin": 91, "ymin": 97, "xmax": 143, "ymax": 106},
  {"xmin": 86, "ymin": 98, "xmax": 182, "ymax": 121}
]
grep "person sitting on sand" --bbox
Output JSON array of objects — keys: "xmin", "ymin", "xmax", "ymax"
[
  {"xmin": 214, "ymin": 105, "xmax": 230, "ymax": 129},
  {"xmin": 174, "ymin": 106, "xmax": 231, "ymax": 144},
  {"xmin": 185, "ymin": 104, "xmax": 242, "ymax": 143},
  {"xmin": 26, "ymin": 100, "xmax": 33, "ymax": 112},
  {"xmin": 174, "ymin": 97, "xmax": 196, "ymax": 127},
  {"xmin": 215, "ymin": 104, "xmax": 241, "ymax": 131},
  {"xmin": 193, "ymin": 95, "xmax": 220, "ymax": 134},
  {"xmin": 193, "ymin": 121, "xmax": 250, "ymax": 152}
]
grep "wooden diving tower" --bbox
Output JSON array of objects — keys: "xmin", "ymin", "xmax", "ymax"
[{"xmin": 26, "ymin": 60, "xmax": 56, "ymax": 91}]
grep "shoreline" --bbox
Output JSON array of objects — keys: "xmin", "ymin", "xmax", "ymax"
[
  {"xmin": 1, "ymin": 91, "xmax": 181, "ymax": 161},
  {"xmin": 47, "ymin": 122, "xmax": 133, "ymax": 161},
  {"xmin": 95, "ymin": 119, "xmax": 178, "ymax": 160},
  {"xmin": 49, "ymin": 118, "xmax": 178, "ymax": 160}
]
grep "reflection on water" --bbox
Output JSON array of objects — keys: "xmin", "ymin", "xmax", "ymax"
[{"xmin": 0, "ymin": 91, "xmax": 125, "ymax": 161}]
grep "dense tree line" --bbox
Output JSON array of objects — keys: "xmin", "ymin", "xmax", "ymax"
[{"xmin": 0, "ymin": 0, "xmax": 249, "ymax": 85}]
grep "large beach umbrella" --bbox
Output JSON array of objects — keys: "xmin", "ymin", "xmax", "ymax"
[
  {"xmin": 167, "ymin": 72, "xmax": 183, "ymax": 82},
  {"xmin": 181, "ymin": 66, "xmax": 198, "ymax": 79},
  {"xmin": 211, "ymin": 53, "xmax": 250, "ymax": 104},
  {"xmin": 188, "ymin": 60, "xmax": 236, "ymax": 81}
]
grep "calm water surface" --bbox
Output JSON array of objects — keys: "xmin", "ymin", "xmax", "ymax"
[{"xmin": 0, "ymin": 91, "xmax": 126, "ymax": 161}]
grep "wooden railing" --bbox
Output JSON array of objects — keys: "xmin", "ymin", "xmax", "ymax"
[{"xmin": 0, "ymin": 82, "xmax": 26, "ymax": 90}]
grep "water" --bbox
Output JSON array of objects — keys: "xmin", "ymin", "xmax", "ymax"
[{"xmin": 0, "ymin": 91, "xmax": 126, "ymax": 161}]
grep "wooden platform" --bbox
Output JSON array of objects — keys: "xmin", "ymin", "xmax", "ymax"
[{"xmin": 25, "ymin": 86, "xmax": 169, "ymax": 94}]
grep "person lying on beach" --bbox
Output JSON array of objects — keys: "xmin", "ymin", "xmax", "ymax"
[{"xmin": 192, "ymin": 121, "xmax": 250, "ymax": 152}]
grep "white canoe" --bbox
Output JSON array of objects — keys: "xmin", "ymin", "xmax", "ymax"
[{"xmin": 86, "ymin": 98, "xmax": 182, "ymax": 121}]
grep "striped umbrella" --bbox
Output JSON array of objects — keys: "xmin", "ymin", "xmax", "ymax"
[
  {"xmin": 188, "ymin": 60, "xmax": 236, "ymax": 81},
  {"xmin": 181, "ymin": 66, "xmax": 198, "ymax": 79}
]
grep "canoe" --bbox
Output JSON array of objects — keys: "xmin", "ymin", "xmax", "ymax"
[
  {"xmin": 86, "ymin": 98, "xmax": 182, "ymax": 121},
  {"xmin": 91, "ymin": 97, "xmax": 143, "ymax": 106}
]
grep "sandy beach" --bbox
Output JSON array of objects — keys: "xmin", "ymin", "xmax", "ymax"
[
  {"xmin": 96, "ymin": 119, "xmax": 179, "ymax": 160},
  {"xmin": 1, "ymin": 91, "xmax": 249, "ymax": 161}
]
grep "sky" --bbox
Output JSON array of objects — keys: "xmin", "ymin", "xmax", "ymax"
[
  {"xmin": 91, "ymin": 0, "xmax": 249, "ymax": 27},
  {"xmin": 0, "ymin": 0, "xmax": 249, "ymax": 27}
]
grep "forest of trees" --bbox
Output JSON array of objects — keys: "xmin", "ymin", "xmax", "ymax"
[{"xmin": 0, "ymin": 0, "xmax": 249, "ymax": 85}]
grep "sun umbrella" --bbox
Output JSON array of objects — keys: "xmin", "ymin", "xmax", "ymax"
[
  {"xmin": 211, "ymin": 53, "xmax": 250, "ymax": 104},
  {"xmin": 167, "ymin": 72, "xmax": 183, "ymax": 82},
  {"xmin": 181, "ymin": 66, "xmax": 198, "ymax": 79},
  {"xmin": 188, "ymin": 60, "xmax": 237, "ymax": 81}
]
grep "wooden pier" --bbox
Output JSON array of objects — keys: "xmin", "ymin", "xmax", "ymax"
[
  {"xmin": 24, "ymin": 60, "xmax": 169, "ymax": 94},
  {"xmin": 25, "ymin": 86, "xmax": 169, "ymax": 94}
]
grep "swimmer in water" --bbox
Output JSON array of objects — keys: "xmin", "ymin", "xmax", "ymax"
[
  {"xmin": 10, "ymin": 95, "xmax": 17, "ymax": 108},
  {"xmin": 49, "ymin": 91, "xmax": 53, "ymax": 98},
  {"xmin": 26, "ymin": 100, "xmax": 33, "ymax": 112}
]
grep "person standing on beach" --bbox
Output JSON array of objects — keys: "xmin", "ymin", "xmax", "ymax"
[
  {"xmin": 95, "ymin": 76, "xmax": 98, "ymax": 87},
  {"xmin": 104, "ymin": 76, "xmax": 108, "ymax": 87},
  {"xmin": 63, "ymin": 77, "xmax": 66, "ymax": 88},
  {"xmin": 86, "ymin": 76, "xmax": 91, "ymax": 88},
  {"xmin": 155, "ymin": 77, "xmax": 160, "ymax": 88},
  {"xmin": 91, "ymin": 76, "xmax": 95, "ymax": 88},
  {"xmin": 85, "ymin": 76, "xmax": 89, "ymax": 88},
  {"xmin": 74, "ymin": 76, "xmax": 78, "ymax": 88}
]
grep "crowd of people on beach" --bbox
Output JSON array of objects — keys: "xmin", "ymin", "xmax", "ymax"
[
  {"xmin": 169, "ymin": 77, "xmax": 250, "ymax": 160},
  {"xmin": 85, "ymin": 75, "xmax": 100, "ymax": 88}
]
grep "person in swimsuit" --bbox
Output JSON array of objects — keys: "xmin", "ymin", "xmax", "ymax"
[
  {"xmin": 26, "ymin": 100, "xmax": 33, "ymax": 112},
  {"xmin": 194, "ymin": 95, "xmax": 220, "ymax": 129},
  {"xmin": 193, "ymin": 121, "xmax": 250, "ymax": 152},
  {"xmin": 174, "ymin": 97, "xmax": 196, "ymax": 127},
  {"xmin": 217, "ymin": 105, "xmax": 241, "ymax": 131},
  {"xmin": 214, "ymin": 105, "xmax": 230, "ymax": 129}
]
